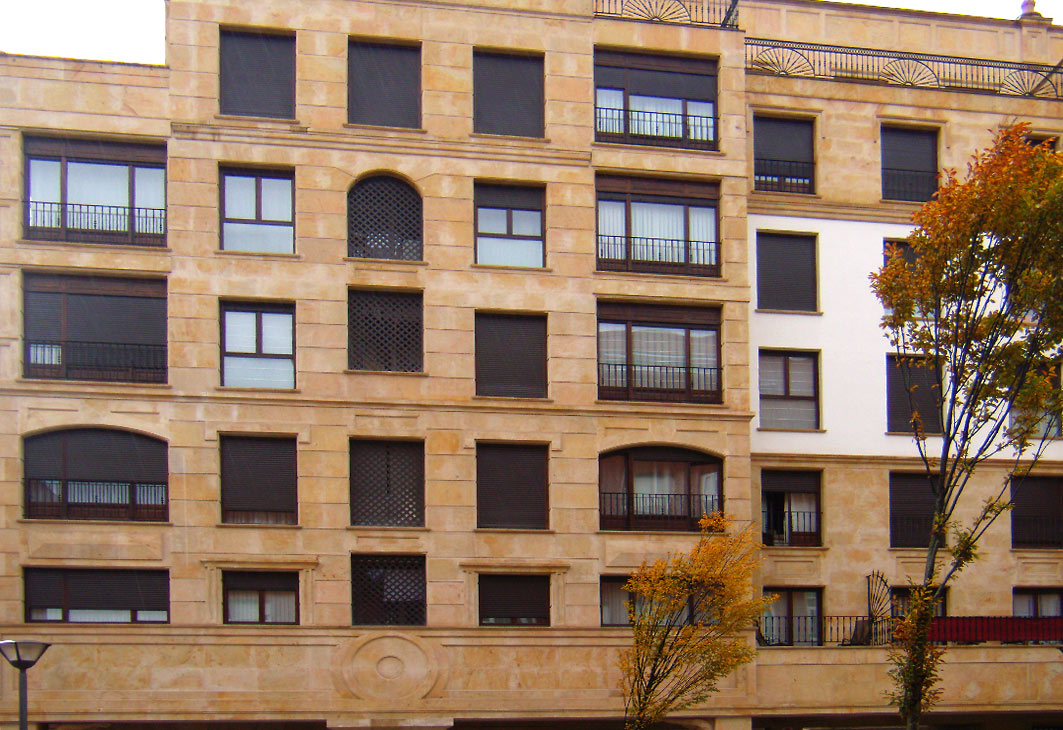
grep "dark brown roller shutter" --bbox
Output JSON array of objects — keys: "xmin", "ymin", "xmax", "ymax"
[
  {"xmin": 220, "ymin": 436, "xmax": 297, "ymax": 513},
  {"xmin": 473, "ymin": 51, "xmax": 544, "ymax": 138},
  {"xmin": 25, "ymin": 568, "xmax": 169, "ymax": 616},
  {"xmin": 761, "ymin": 470, "xmax": 820, "ymax": 494},
  {"xmin": 887, "ymin": 355, "xmax": 942, "ymax": 433},
  {"xmin": 756, "ymin": 233, "xmax": 816, "ymax": 312},
  {"xmin": 23, "ymin": 291, "xmax": 62, "ymax": 341},
  {"xmin": 889, "ymin": 473, "xmax": 937, "ymax": 547},
  {"xmin": 23, "ymin": 273, "xmax": 165, "ymax": 298},
  {"xmin": 477, "ymin": 443, "xmax": 548, "ymax": 529},
  {"xmin": 219, "ymin": 30, "xmax": 295, "ymax": 119},
  {"xmin": 882, "ymin": 127, "xmax": 937, "ymax": 172},
  {"xmin": 596, "ymin": 174, "xmax": 719, "ymax": 201},
  {"xmin": 348, "ymin": 41, "xmax": 420, "ymax": 128},
  {"xmin": 1011, "ymin": 476, "xmax": 1063, "ymax": 548},
  {"xmin": 475, "ymin": 313, "xmax": 547, "ymax": 398},
  {"xmin": 67, "ymin": 295, "xmax": 167, "ymax": 345},
  {"xmin": 474, "ymin": 184, "xmax": 544, "ymax": 210},
  {"xmin": 24, "ymin": 428, "xmax": 167, "ymax": 483},
  {"xmin": 23, "ymin": 569, "xmax": 64, "ymax": 610},
  {"xmin": 23, "ymin": 136, "xmax": 166, "ymax": 164},
  {"xmin": 597, "ymin": 301, "xmax": 720, "ymax": 328},
  {"xmin": 754, "ymin": 118, "xmax": 814, "ymax": 164},
  {"xmin": 479, "ymin": 574, "xmax": 550, "ymax": 625},
  {"xmin": 223, "ymin": 571, "xmax": 298, "ymax": 592}
]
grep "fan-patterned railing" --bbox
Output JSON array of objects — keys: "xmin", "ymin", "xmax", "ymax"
[{"xmin": 595, "ymin": 0, "xmax": 739, "ymax": 28}]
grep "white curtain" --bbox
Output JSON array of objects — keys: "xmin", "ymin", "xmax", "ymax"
[
  {"xmin": 227, "ymin": 590, "xmax": 260, "ymax": 622},
  {"xmin": 29, "ymin": 159, "xmax": 61, "ymax": 227},
  {"xmin": 632, "ymin": 325, "xmax": 685, "ymax": 389},
  {"xmin": 134, "ymin": 167, "xmax": 166, "ymax": 233},
  {"xmin": 629, "ymin": 95, "xmax": 682, "ymax": 138},
  {"xmin": 597, "ymin": 200, "xmax": 626, "ymax": 260},
  {"xmin": 688, "ymin": 205, "xmax": 717, "ymax": 265},
  {"xmin": 631, "ymin": 202, "xmax": 684, "ymax": 262},
  {"xmin": 787, "ymin": 492, "xmax": 818, "ymax": 534},
  {"xmin": 67, "ymin": 162, "xmax": 128, "ymax": 231},
  {"xmin": 601, "ymin": 580, "xmax": 630, "ymax": 626},
  {"xmin": 598, "ymin": 323, "xmax": 627, "ymax": 388},
  {"xmin": 792, "ymin": 591, "xmax": 820, "ymax": 645},
  {"xmin": 264, "ymin": 590, "xmax": 297, "ymax": 623},
  {"xmin": 596, "ymin": 88, "xmax": 624, "ymax": 134},
  {"xmin": 690, "ymin": 329, "xmax": 718, "ymax": 391},
  {"xmin": 686, "ymin": 100, "xmax": 715, "ymax": 141},
  {"xmin": 633, "ymin": 461, "xmax": 682, "ymax": 515}
]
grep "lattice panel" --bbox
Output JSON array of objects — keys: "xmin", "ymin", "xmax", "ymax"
[
  {"xmin": 351, "ymin": 555, "xmax": 426, "ymax": 626},
  {"xmin": 348, "ymin": 176, "xmax": 423, "ymax": 261},
  {"xmin": 350, "ymin": 441, "xmax": 424, "ymax": 527},
  {"xmin": 348, "ymin": 291, "xmax": 423, "ymax": 372}
]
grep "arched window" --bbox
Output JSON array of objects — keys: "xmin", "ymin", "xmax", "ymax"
[
  {"xmin": 24, "ymin": 428, "xmax": 168, "ymax": 521},
  {"xmin": 599, "ymin": 446, "xmax": 720, "ymax": 532},
  {"xmin": 347, "ymin": 175, "xmax": 422, "ymax": 261}
]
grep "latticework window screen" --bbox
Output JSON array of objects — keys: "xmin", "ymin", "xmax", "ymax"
[
  {"xmin": 347, "ymin": 176, "xmax": 423, "ymax": 260},
  {"xmin": 348, "ymin": 290, "xmax": 423, "ymax": 372},
  {"xmin": 350, "ymin": 440, "xmax": 425, "ymax": 527},
  {"xmin": 351, "ymin": 555, "xmax": 426, "ymax": 626}
]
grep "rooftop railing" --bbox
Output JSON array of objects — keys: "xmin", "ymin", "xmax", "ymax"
[
  {"xmin": 746, "ymin": 37, "xmax": 1063, "ymax": 100},
  {"xmin": 595, "ymin": 0, "xmax": 739, "ymax": 29}
]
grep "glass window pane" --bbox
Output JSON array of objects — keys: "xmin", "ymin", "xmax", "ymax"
[
  {"xmin": 227, "ymin": 590, "xmax": 260, "ymax": 622},
  {"xmin": 31, "ymin": 608, "xmax": 63, "ymax": 621},
  {"xmin": 224, "ymin": 175, "xmax": 257, "ymax": 219},
  {"xmin": 261, "ymin": 313, "xmax": 293, "ymax": 355},
  {"xmin": 224, "ymin": 356, "xmax": 295, "ymax": 389},
  {"xmin": 1040, "ymin": 593, "xmax": 1062, "ymax": 617},
  {"xmin": 68, "ymin": 609, "xmax": 133, "ymax": 622},
  {"xmin": 597, "ymin": 200, "xmax": 626, "ymax": 237},
  {"xmin": 134, "ymin": 167, "xmax": 166, "ymax": 209},
  {"xmin": 788, "ymin": 356, "xmax": 816, "ymax": 397},
  {"xmin": 223, "ymin": 222, "xmax": 295, "ymax": 254},
  {"xmin": 596, "ymin": 88, "xmax": 624, "ymax": 134},
  {"xmin": 1013, "ymin": 593, "xmax": 1036, "ymax": 616},
  {"xmin": 67, "ymin": 162, "xmax": 129, "ymax": 207},
  {"xmin": 477, "ymin": 237, "xmax": 543, "ymax": 267},
  {"xmin": 512, "ymin": 209, "xmax": 541, "ymax": 237},
  {"xmin": 29, "ymin": 159, "xmax": 61, "ymax": 203},
  {"xmin": 687, "ymin": 100, "xmax": 715, "ymax": 141},
  {"xmin": 759, "ymin": 355, "xmax": 786, "ymax": 396},
  {"xmin": 598, "ymin": 322, "xmax": 626, "ymax": 364},
  {"xmin": 629, "ymin": 95, "xmax": 683, "ymax": 138},
  {"xmin": 689, "ymin": 206, "xmax": 717, "ymax": 266},
  {"xmin": 632, "ymin": 326, "xmax": 685, "ymax": 365},
  {"xmin": 761, "ymin": 399, "xmax": 818, "ymax": 430},
  {"xmin": 264, "ymin": 590, "xmax": 296, "ymax": 623},
  {"xmin": 690, "ymin": 329, "xmax": 718, "ymax": 368},
  {"xmin": 601, "ymin": 581, "xmax": 630, "ymax": 626},
  {"xmin": 261, "ymin": 177, "xmax": 292, "ymax": 222},
  {"xmin": 224, "ymin": 311, "xmax": 257, "ymax": 353},
  {"xmin": 477, "ymin": 207, "xmax": 508, "ymax": 235},
  {"xmin": 136, "ymin": 610, "xmax": 169, "ymax": 622},
  {"xmin": 631, "ymin": 202, "xmax": 685, "ymax": 263}
]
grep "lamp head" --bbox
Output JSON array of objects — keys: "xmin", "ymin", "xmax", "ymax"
[{"xmin": 0, "ymin": 640, "xmax": 50, "ymax": 670}]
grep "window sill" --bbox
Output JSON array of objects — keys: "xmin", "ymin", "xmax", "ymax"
[
  {"xmin": 345, "ymin": 369, "xmax": 427, "ymax": 377},
  {"xmin": 475, "ymin": 528, "xmax": 554, "ymax": 534},
  {"xmin": 593, "ymin": 269, "xmax": 722, "ymax": 282},
  {"xmin": 216, "ymin": 386, "xmax": 301, "ymax": 393},
  {"xmin": 18, "ymin": 518, "xmax": 173, "ymax": 527},
  {"xmin": 17, "ymin": 378, "xmax": 172, "ymax": 389},
  {"xmin": 343, "ymin": 123, "xmax": 427, "ymax": 134},
  {"xmin": 1011, "ymin": 547, "xmax": 1063, "ymax": 553},
  {"xmin": 880, "ymin": 198, "xmax": 928, "ymax": 206},
  {"xmin": 472, "ymin": 395, "xmax": 552, "ymax": 403},
  {"xmin": 594, "ymin": 399, "xmax": 728, "ymax": 409},
  {"xmin": 215, "ymin": 522, "xmax": 302, "ymax": 529},
  {"xmin": 597, "ymin": 529, "xmax": 704, "ymax": 537},
  {"xmin": 346, "ymin": 525, "xmax": 429, "ymax": 533},
  {"xmin": 218, "ymin": 249, "xmax": 301, "ymax": 260},
  {"xmin": 593, "ymin": 140, "xmax": 723, "ymax": 155},
  {"xmin": 757, "ymin": 427, "xmax": 826, "ymax": 433},
  {"xmin": 19, "ymin": 238, "xmax": 171, "ymax": 254},
  {"xmin": 751, "ymin": 190, "xmax": 820, "ymax": 199},
  {"xmin": 763, "ymin": 545, "xmax": 828, "ymax": 553},
  {"xmin": 885, "ymin": 431, "xmax": 943, "ymax": 436},
  {"xmin": 470, "ymin": 133, "xmax": 550, "ymax": 144},
  {"xmin": 214, "ymin": 114, "xmax": 305, "ymax": 129},
  {"xmin": 472, "ymin": 263, "xmax": 551, "ymax": 272},
  {"xmin": 345, "ymin": 257, "xmax": 428, "ymax": 267},
  {"xmin": 755, "ymin": 308, "xmax": 823, "ymax": 316}
]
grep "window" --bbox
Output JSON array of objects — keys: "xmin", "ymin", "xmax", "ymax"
[
  {"xmin": 758, "ymin": 351, "xmax": 819, "ymax": 429},
  {"xmin": 1014, "ymin": 588, "xmax": 1063, "ymax": 617},
  {"xmin": 348, "ymin": 290, "xmax": 423, "ymax": 372},
  {"xmin": 23, "ymin": 273, "xmax": 167, "ymax": 383},
  {"xmin": 24, "ymin": 428, "xmax": 168, "ymax": 522},
  {"xmin": 475, "ymin": 184, "xmax": 545, "ymax": 267},
  {"xmin": 1012, "ymin": 476, "xmax": 1063, "ymax": 549},
  {"xmin": 598, "ymin": 302, "xmax": 721, "ymax": 403},
  {"xmin": 351, "ymin": 555, "xmax": 426, "ymax": 625},
  {"xmin": 347, "ymin": 176, "xmax": 423, "ymax": 261},
  {"xmin": 223, "ymin": 571, "xmax": 298, "ymax": 624},
  {"xmin": 350, "ymin": 440, "xmax": 424, "ymax": 527},
  {"xmin": 221, "ymin": 302, "xmax": 295, "ymax": 388},
  {"xmin": 24, "ymin": 136, "xmax": 166, "ymax": 246},
  {"xmin": 596, "ymin": 175, "xmax": 719, "ymax": 277},
  {"xmin": 759, "ymin": 588, "xmax": 820, "ymax": 646},
  {"xmin": 1009, "ymin": 365, "xmax": 1061, "ymax": 440},
  {"xmin": 220, "ymin": 169, "xmax": 294, "ymax": 253},
  {"xmin": 756, "ymin": 233, "xmax": 816, "ymax": 311},
  {"xmin": 348, "ymin": 41, "xmax": 420, "ymax": 128},
  {"xmin": 25, "ymin": 568, "xmax": 168, "ymax": 623},
  {"xmin": 881, "ymin": 127, "xmax": 938, "ymax": 202},
  {"xmin": 601, "ymin": 576, "xmax": 631, "ymax": 626},
  {"xmin": 219, "ymin": 30, "xmax": 295, "ymax": 119},
  {"xmin": 478, "ymin": 574, "xmax": 550, "ymax": 626},
  {"xmin": 599, "ymin": 446, "xmax": 721, "ymax": 532},
  {"xmin": 886, "ymin": 354, "xmax": 942, "ymax": 434},
  {"xmin": 889, "ymin": 472, "xmax": 937, "ymax": 548},
  {"xmin": 761, "ymin": 470, "xmax": 820, "ymax": 547},
  {"xmin": 473, "ymin": 51, "xmax": 544, "ymax": 138},
  {"xmin": 594, "ymin": 51, "xmax": 716, "ymax": 150},
  {"xmin": 220, "ymin": 435, "xmax": 297, "ymax": 525},
  {"xmin": 891, "ymin": 587, "xmax": 947, "ymax": 617},
  {"xmin": 477, "ymin": 443, "xmax": 548, "ymax": 530},
  {"xmin": 475, "ymin": 313, "xmax": 547, "ymax": 398},
  {"xmin": 753, "ymin": 117, "xmax": 815, "ymax": 193}
]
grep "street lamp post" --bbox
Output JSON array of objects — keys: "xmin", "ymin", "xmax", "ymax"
[{"xmin": 0, "ymin": 640, "xmax": 50, "ymax": 730}]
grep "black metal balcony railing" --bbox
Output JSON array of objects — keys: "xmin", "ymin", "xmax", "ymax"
[
  {"xmin": 597, "ymin": 234, "xmax": 720, "ymax": 277},
  {"xmin": 753, "ymin": 159, "xmax": 815, "ymax": 194},
  {"xmin": 761, "ymin": 509, "xmax": 820, "ymax": 547},
  {"xmin": 600, "ymin": 491, "xmax": 719, "ymax": 532},
  {"xmin": 1012, "ymin": 517, "xmax": 1063, "ymax": 549},
  {"xmin": 595, "ymin": 107, "xmax": 717, "ymax": 149},
  {"xmin": 882, "ymin": 168, "xmax": 939, "ymax": 202},
  {"xmin": 594, "ymin": 0, "xmax": 739, "ymax": 29},
  {"xmin": 26, "ymin": 479, "xmax": 168, "ymax": 522},
  {"xmin": 25, "ymin": 340, "xmax": 167, "ymax": 383},
  {"xmin": 745, "ymin": 37, "xmax": 1063, "ymax": 101},
  {"xmin": 25, "ymin": 201, "xmax": 167, "ymax": 247},
  {"xmin": 598, "ymin": 362, "xmax": 722, "ymax": 403},
  {"xmin": 889, "ymin": 513, "xmax": 934, "ymax": 549}
]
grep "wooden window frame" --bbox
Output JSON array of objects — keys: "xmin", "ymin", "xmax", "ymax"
[
  {"xmin": 474, "ymin": 183, "xmax": 546, "ymax": 268},
  {"xmin": 219, "ymin": 167, "xmax": 295, "ymax": 253},
  {"xmin": 478, "ymin": 573, "xmax": 551, "ymax": 626},
  {"xmin": 1013, "ymin": 587, "xmax": 1063, "ymax": 617},
  {"xmin": 220, "ymin": 301, "xmax": 296, "ymax": 389},
  {"xmin": 760, "ymin": 470, "xmax": 821, "ymax": 547},
  {"xmin": 760, "ymin": 587, "xmax": 822, "ymax": 647},
  {"xmin": 222, "ymin": 570, "xmax": 299, "ymax": 625},
  {"xmin": 758, "ymin": 350, "xmax": 820, "ymax": 430}
]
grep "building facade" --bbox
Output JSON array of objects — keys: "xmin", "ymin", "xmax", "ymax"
[{"xmin": 0, "ymin": 0, "xmax": 1060, "ymax": 728}]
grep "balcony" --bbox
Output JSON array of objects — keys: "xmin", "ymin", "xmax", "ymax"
[
  {"xmin": 597, "ymin": 234, "xmax": 719, "ymax": 277},
  {"xmin": 598, "ymin": 363, "xmax": 721, "ymax": 404},
  {"xmin": 594, "ymin": 107, "xmax": 716, "ymax": 150},
  {"xmin": 753, "ymin": 159, "xmax": 815, "ymax": 194},
  {"xmin": 600, "ymin": 491, "xmax": 719, "ymax": 532},
  {"xmin": 882, "ymin": 168, "xmax": 938, "ymax": 202},
  {"xmin": 758, "ymin": 615, "xmax": 1063, "ymax": 647},
  {"xmin": 25, "ymin": 201, "xmax": 166, "ymax": 247},
  {"xmin": 594, "ymin": 0, "xmax": 738, "ymax": 28},
  {"xmin": 25, "ymin": 340, "xmax": 167, "ymax": 384},
  {"xmin": 26, "ymin": 479, "xmax": 168, "ymax": 522},
  {"xmin": 761, "ymin": 508, "xmax": 820, "ymax": 547},
  {"xmin": 746, "ymin": 37, "xmax": 1063, "ymax": 101}
]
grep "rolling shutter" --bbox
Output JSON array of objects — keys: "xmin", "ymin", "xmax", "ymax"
[
  {"xmin": 756, "ymin": 233, "xmax": 817, "ymax": 312},
  {"xmin": 889, "ymin": 473, "xmax": 937, "ymax": 548},
  {"xmin": 886, "ymin": 355, "xmax": 942, "ymax": 433},
  {"xmin": 220, "ymin": 436, "xmax": 297, "ymax": 514},
  {"xmin": 881, "ymin": 127, "xmax": 938, "ymax": 173},
  {"xmin": 473, "ymin": 51, "xmax": 544, "ymax": 137},
  {"xmin": 219, "ymin": 31, "xmax": 295, "ymax": 119},
  {"xmin": 475, "ymin": 313, "xmax": 547, "ymax": 398},
  {"xmin": 24, "ymin": 428, "xmax": 167, "ymax": 483},
  {"xmin": 477, "ymin": 443, "xmax": 548, "ymax": 529},
  {"xmin": 754, "ymin": 117, "xmax": 814, "ymax": 164},
  {"xmin": 761, "ymin": 470, "xmax": 820, "ymax": 494},
  {"xmin": 348, "ymin": 41, "xmax": 421, "ymax": 128},
  {"xmin": 479, "ymin": 574, "xmax": 550, "ymax": 625}
]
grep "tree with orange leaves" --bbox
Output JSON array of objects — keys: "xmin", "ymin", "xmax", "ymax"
[
  {"xmin": 619, "ymin": 513, "xmax": 773, "ymax": 730},
  {"xmin": 871, "ymin": 124, "xmax": 1063, "ymax": 730}
]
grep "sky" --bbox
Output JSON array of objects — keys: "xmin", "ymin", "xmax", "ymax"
[{"xmin": 0, "ymin": 0, "xmax": 1060, "ymax": 65}]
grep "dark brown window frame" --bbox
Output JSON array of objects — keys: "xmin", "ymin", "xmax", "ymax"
[
  {"xmin": 599, "ymin": 446, "xmax": 722, "ymax": 532},
  {"xmin": 351, "ymin": 554, "xmax": 426, "ymax": 626},
  {"xmin": 760, "ymin": 470, "xmax": 820, "ymax": 547},
  {"xmin": 474, "ymin": 183, "xmax": 546, "ymax": 268},
  {"xmin": 478, "ymin": 573, "xmax": 551, "ymax": 626},
  {"xmin": 1013, "ymin": 587, "xmax": 1063, "ymax": 617},
  {"xmin": 25, "ymin": 567, "xmax": 169, "ymax": 624},
  {"xmin": 758, "ymin": 350, "xmax": 820, "ymax": 430},
  {"xmin": 219, "ymin": 167, "xmax": 295, "ymax": 253},
  {"xmin": 472, "ymin": 50, "xmax": 545, "ymax": 138},
  {"xmin": 598, "ymin": 302, "xmax": 722, "ymax": 404},
  {"xmin": 348, "ymin": 40, "xmax": 422, "ymax": 129},
  {"xmin": 755, "ymin": 232, "xmax": 817, "ymax": 312},
  {"xmin": 23, "ymin": 273, "xmax": 168, "ymax": 384},
  {"xmin": 886, "ymin": 353, "xmax": 943, "ymax": 434},
  {"xmin": 220, "ymin": 300, "xmax": 296, "ymax": 389},
  {"xmin": 600, "ymin": 575, "xmax": 632, "ymax": 626},
  {"xmin": 347, "ymin": 289, "xmax": 424, "ymax": 373},
  {"xmin": 220, "ymin": 434, "xmax": 298, "ymax": 525},
  {"xmin": 596, "ymin": 175, "xmax": 720, "ymax": 277},
  {"xmin": 476, "ymin": 442, "xmax": 550, "ymax": 530},
  {"xmin": 222, "ymin": 570, "xmax": 299, "ymax": 625},
  {"xmin": 349, "ymin": 439, "xmax": 425, "ymax": 527},
  {"xmin": 881, "ymin": 126, "xmax": 939, "ymax": 203},
  {"xmin": 753, "ymin": 116, "xmax": 815, "ymax": 194},
  {"xmin": 474, "ymin": 312, "xmax": 548, "ymax": 399},
  {"xmin": 1011, "ymin": 476, "xmax": 1063, "ymax": 549},
  {"xmin": 594, "ymin": 50, "xmax": 718, "ymax": 151},
  {"xmin": 219, "ymin": 29, "xmax": 296, "ymax": 120},
  {"xmin": 760, "ymin": 586, "xmax": 822, "ymax": 647}
]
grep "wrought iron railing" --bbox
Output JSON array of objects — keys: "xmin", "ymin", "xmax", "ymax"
[
  {"xmin": 761, "ymin": 508, "xmax": 820, "ymax": 546},
  {"xmin": 594, "ymin": 0, "xmax": 739, "ymax": 29},
  {"xmin": 757, "ymin": 615, "xmax": 1063, "ymax": 647},
  {"xmin": 882, "ymin": 168, "xmax": 938, "ymax": 202},
  {"xmin": 753, "ymin": 159, "xmax": 815, "ymax": 194},
  {"xmin": 598, "ymin": 362, "xmax": 721, "ymax": 403},
  {"xmin": 600, "ymin": 491, "xmax": 719, "ymax": 532},
  {"xmin": 597, "ymin": 234, "xmax": 720, "ymax": 277},
  {"xmin": 1012, "ymin": 517, "xmax": 1063, "ymax": 549},
  {"xmin": 595, "ymin": 107, "xmax": 717, "ymax": 149},
  {"xmin": 745, "ymin": 37, "xmax": 1063, "ymax": 100},
  {"xmin": 25, "ymin": 201, "xmax": 167, "ymax": 247},
  {"xmin": 25, "ymin": 340, "xmax": 167, "ymax": 383},
  {"xmin": 890, "ymin": 513, "xmax": 935, "ymax": 548},
  {"xmin": 26, "ymin": 479, "xmax": 168, "ymax": 522}
]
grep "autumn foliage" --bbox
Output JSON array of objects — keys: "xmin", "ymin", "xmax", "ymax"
[{"xmin": 619, "ymin": 513, "xmax": 772, "ymax": 730}]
